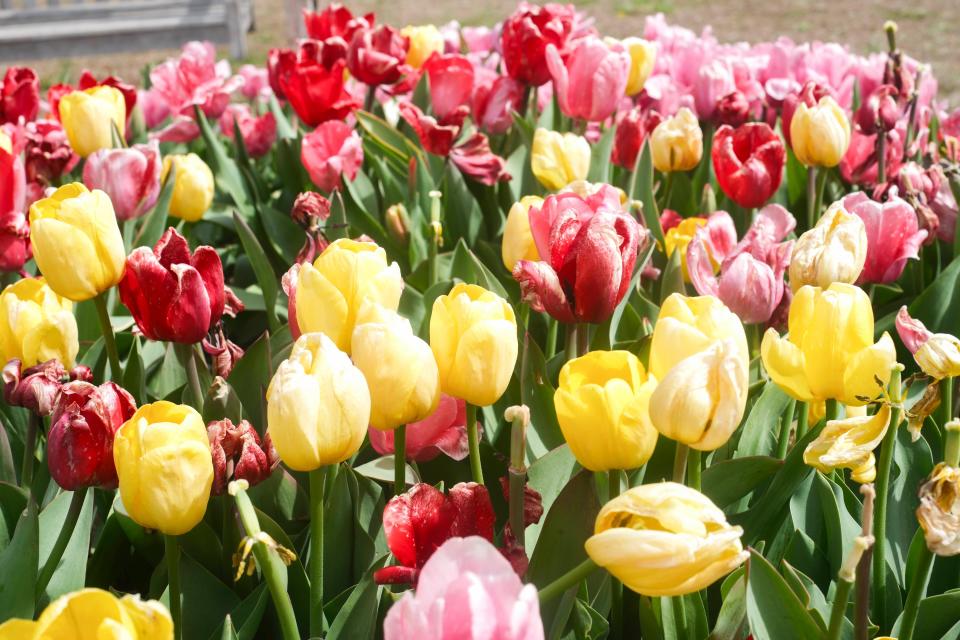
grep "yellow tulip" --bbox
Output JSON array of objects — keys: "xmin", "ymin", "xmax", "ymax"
[
  {"xmin": 650, "ymin": 107, "xmax": 702, "ymax": 172},
  {"xmin": 114, "ymin": 401, "xmax": 213, "ymax": 535},
  {"xmin": 58, "ymin": 86, "xmax": 126, "ymax": 158},
  {"xmin": 29, "ymin": 183, "xmax": 126, "ymax": 302},
  {"xmin": 119, "ymin": 594, "xmax": 175, "ymax": 640},
  {"xmin": 161, "ymin": 154, "xmax": 214, "ymax": 222},
  {"xmin": 585, "ymin": 482, "xmax": 748, "ymax": 596},
  {"xmin": 501, "ymin": 196, "xmax": 542, "ymax": 271},
  {"xmin": 296, "ymin": 238, "xmax": 403, "ymax": 353},
  {"xmin": 808, "ymin": 401, "xmax": 866, "ymax": 427},
  {"xmin": 650, "ymin": 339, "xmax": 748, "ymax": 451},
  {"xmin": 554, "ymin": 350, "xmax": 658, "ymax": 471},
  {"xmin": 789, "ymin": 199, "xmax": 867, "ymax": 291},
  {"xmin": 761, "ymin": 283, "xmax": 896, "ymax": 405},
  {"xmin": 790, "ymin": 96, "xmax": 851, "ymax": 167},
  {"xmin": 917, "ymin": 452, "xmax": 960, "ymax": 556},
  {"xmin": 648, "ymin": 293, "xmax": 748, "ymax": 380},
  {"xmin": 267, "ymin": 332, "xmax": 370, "ymax": 470},
  {"xmin": 620, "ymin": 37, "xmax": 656, "ymax": 96},
  {"xmin": 531, "ymin": 128, "xmax": 590, "ymax": 191},
  {"xmin": 402, "ymin": 25, "xmax": 445, "ymax": 69},
  {"xmin": 430, "ymin": 283, "xmax": 518, "ymax": 406},
  {"xmin": 0, "ymin": 278, "xmax": 77, "ymax": 367},
  {"xmin": 663, "ymin": 217, "xmax": 707, "ymax": 281},
  {"xmin": 0, "ymin": 619, "xmax": 35, "ymax": 640},
  {"xmin": 915, "ymin": 333, "xmax": 960, "ymax": 380},
  {"xmin": 804, "ymin": 404, "xmax": 892, "ymax": 482},
  {"xmin": 351, "ymin": 303, "xmax": 439, "ymax": 431}
]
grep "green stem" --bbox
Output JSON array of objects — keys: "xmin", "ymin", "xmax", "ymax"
[
  {"xmin": 898, "ymin": 545, "xmax": 934, "ymax": 640},
  {"xmin": 940, "ymin": 376, "xmax": 954, "ymax": 429},
  {"xmin": 93, "ymin": 292, "xmax": 121, "ymax": 378},
  {"xmin": 608, "ymin": 470, "xmax": 623, "ymax": 640},
  {"xmin": 825, "ymin": 398, "xmax": 841, "ymax": 422},
  {"xmin": 394, "ymin": 425, "xmax": 406, "ymax": 497},
  {"xmin": 872, "ymin": 366, "xmax": 903, "ymax": 630},
  {"xmin": 508, "ymin": 410, "xmax": 528, "ymax": 548},
  {"xmin": 466, "ymin": 404, "xmax": 484, "ymax": 485},
  {"xmin": 876, "ymin": 133, "xmax": 887, "ymax": 185},
  {"xmin": 309, "ymin": 467, "xmax": 327, "ymax": 637},
  {"xmin": 165, "ymin": 535, "xmax": 182, "ymax": 640},
  {"xmin": 796, "ymin": 402, "xmax": 810, "ymax": 441},
  {"xmin": 21, "ymin": 413, "xmax": 39, "ymax": 490},
  {"xmin": 427, "ymin": 191, "xmax": 442, "ymax": 287},
  {"xmin": 687, "ymin": 449, "xmax": 702, "ymax": 491},
  {"xmin": 175, "ymin": 343, "xmax": 204, "ymax": 413},
  {"xmin": 814, "ymin": 167, "xmax": 828, "ymax": 225},
  {"xmin": 576, "ymin": 322, "xmax": 589, "ymax": 357},
  {"xmin": 545, "ymin": 317, "xmax": 559, "ymax": 360},
  {"xmin": 671, "ymin": 595, "xmax": 688, "ymax": 639},
  {"xmin": 945, "ymin": 420, "xmax": 960, "ymax": 468},
  {"xmin": 673, "ymin": 443, "xmax": 689, "ymax": 484},
  {"xmin": 826, "ymin": 578, "xmax": 854, "ymax": 640},
  {"xmin": 564, "ymin": 324, "xmax": 578, "ymax": 363},
  {"xmin": 35, "ymin": 488, "xmax": 87, "ymax": 604},
  {"xmin": 777, "ymin": 399, "xmax": 797, "ymax": 459},
  {"xmin": 806, "ymin": 166, "xmax": 817, "ymax": 230},
  {"xmin": 537, "ymin": 558, "xmax": 598, "ymax": 603}
]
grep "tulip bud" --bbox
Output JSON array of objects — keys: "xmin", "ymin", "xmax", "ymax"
[
  {"xmin": 351, "ymin": 303, "xmax": 440, "ymax": 431},
  {"xmin": 531, "ymin": 128, "xmax": 590, "ymax": 191},
  {"xmin": 895, "ymin": 306, "xmax": 960, "ymax": 380},
  {"xmin": 430, "ymin": 283, "xmax": 518, "ymax": 407},
  {"xmin": 804, "ymin": 404, "xmax": 891, "ymax": 483},
  {"xmin": 82, "ymin": 142, "xmax": 162, "ymax": 221},
  {"xmin": 611, "ymin": 108, "xmax": 663, "ymax": 169},
  {"xmin": 501, "ymin": 196, "xmax": 542, "ymax": 271},
  {"xmin": 585, "ymin": 483, "xmax": 748, "ymax": 596},
  {"xmin": 789, "ymin": 199, "xmax": 868, "ymax": 291},
  {"xmin": 917, "ymin": 447, "xmax": 960, "ymax": 556},
  {"xmin": 47, "ymin": 381, "xmax": 136, "ymax": 490},
  {"xmin": 712, "ymin": 123, "xmax": 785, "ymax": 209},
  {"xmin": 2, "ymin": 359, "xmax": 67, "ymax": 416},
  {"xmin": 401, "ymin": 25, "xmax": 444, "ymax": 69},
  {"xmin": 0, "ymin": 277, "xmax": 78, "ymax": 368},
  {"xmin": 385, "ymin": 203, "xmax": 410, "ymax": 247},
  {"xmin": 621, "ymin": 37, "xmax": 656, "ymax": 96},
  {"xmin": 24, "ymin": 588, "xmax": 172, "ymax": 640},
  {"xmin": 57, "ymin": 86, "xmax": 126, "ymax": 157},
  {"xmin": 789, "ymin": 96, "xmax": 851, "ymax": 168},
  {"xmin": 161, "ymin": 153, "xmax": 214, "ymax": 222},
  {"xmin": 347, "ymin": 24, "xmax": 408, "ymax": 86},
  {"xmin": 554, "ymin": 350, "xmax": 658, "ymax": 471},
  {"xmin": 854, "ymin": 85, "xmax": 900, "ymax": 135},
  {"xmin": 501, "ymin": 3, "xmax": 575, "ymax": 87},
  {"xmin": 1, "ymin": 67, "xmax": 40, "ymax": 124},
  {"xmin": 267, "ymin": 333, "xmax": 370, "ymax": 471},
  {"xmin": 650, "ymin": 108, "xmax": 703, "ymax": 173},
  {"xmin": 207, "ymin": 418, "xmax": 278, "ymax": 495},
  {"xmin": 291, "ymin": 191, "xmax": 332, "ymax": 228},
  {"xmin": 114, "ymin": 401, "xmax": 214, "ymax": 535},
  {"xmin": 29, "ymin": 183, "xmax": 126, "ymax": 302}
]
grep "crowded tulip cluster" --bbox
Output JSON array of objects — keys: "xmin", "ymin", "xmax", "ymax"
[{"xmin": 1, "ymin": 2, "xmax": 960, "ymax": 639}]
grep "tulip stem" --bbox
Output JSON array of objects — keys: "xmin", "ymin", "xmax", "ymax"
[
  {"xmin": 35, "ymin": 488, "xmax": 87, "ymax": 606},
  {"xmin": 876, "ymin": 132, "xmax": 887, "ymax": 185},
  {"xmin": 899, "ymin": 542, "xmax": 934, "ymax": 640},
  {"xmin": 20, "ymin": 413, "xmax": 39, "ymax": 490},
  {"xmin": 814, "ymin": 168, "xmax": 828, "ymax": 224},
  {"xmin": 545, "ymin": 317, "xmax": 559, "ymax": 359},
  {"xmin": 175, "ymin": 343, "xmax": 205, "ymax": 413},
  {"xmin": 537, "ymin": 558, "xmax": 598, "ymax": 603},
  {"xmin": 466, "ymin": 404, "xmax": 484, "ymax": 485},
  {"xmin": 796, "ymin": 402, "xmax": 810, "ymax": 441},
  {"xmin": 777, "ymin": 399, "xmax": 797, "ymax": 459},
  {"xmin": 607, "ymin": 470, "xmax": 623, "ymax": 640},
  {"xmin": 564, "ymin": 324, "xmax": 578, "ymax": 363},
  {"xmin": 576, "ymin": 323, "xmax": 589, "ymax": 356},
  {"xmin": 165, "ymin": 535, "xmax": 182, "ymax": 640},
  {"xmin": 940, "ymin": 376, "xmax": 955, "ymax": 431},
  {"xmin": 509, "ymin": 409, "xmax": 529, "ymax": 550},
  {"xmin": 394, "ymin": 424, "xmax": 406, "ymax": 497},
  {"xmin": 687, "ymin": 449, "xmax": 701, "ymax": 491},
  {"xmin": 309, "ymin": 467, "xmax": 328, "ymax": 637},
  {"xmin": 672, "ymin": 443, "xmax": 689, "ymax": 484},
  {"xmin": 93, "ymin": 292, "xmax": 122, "ymax": 379},
  {"xmin": 826, "ymin": 576, "xmax": 853, "ymax": 640},
  {"xmin": 806, "ymin": 166, "xmax": 817, "ymax": 229},
  {"xmin": 945, "ymin": 419, "xmax": 960, "ymax": 468},
  {"xmin": 825, "ymin": 398, "xmax": 841, "ymax": 422}
]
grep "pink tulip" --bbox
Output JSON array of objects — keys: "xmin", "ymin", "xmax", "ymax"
[
  {"xmin": 149, "ymin": 41, "xmax": 242, "ymax": 118},
  {"xmin": 220, "ymin": 104, "xmax": 277, "ymax": 158},
  {"xmin": 472, "ymin": 69, "xmax": 524, "ymax": 135},
  {"xmin": 301, "ymin": 121, "xmax": 363, "ymax": 192},
  {"xmin": 931, "ymin": 176, "xmax": 958, "ymax": 244},
  {"xmin": 82, "ymin": 142, "xmax": 162, "ymax": 221},
  {"xmin": 369, "ymin": 395, "xmax": 471, "ymax": 462},
  {"xmin": 424, "ymin": 54, "xmax": 474, "ymax": 123},
  {"xmin": 839, "ymin": 128, "xmax": 904, "ymax": 188},
  {"xmin": 238, "ymin": 64, "xmax": 272, "ymax": 101},
  {"xmin": 545, "ymin": 37, "xmax": 629, "ymax": 122},
  {"xmin": 137, "ymin": 88, "xmax": 171, "ymax": 130},
  {"xmin": 694, "ymin": 59, "xmax": 736, "ymax": 120},
  {"xmin": 0, "ymin": 137, "xmax": 30, "ymax": 272},
  {"xmin": 383, "ymin": 536, "xmax": 544, "ymax": 640},
  {"xmin": 843, "ymin": 192, "xmax": 926, "ymax": 285}
]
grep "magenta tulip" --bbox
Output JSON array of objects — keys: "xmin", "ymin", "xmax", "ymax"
[
  {"xmin": 301, "ymin": 121, "xmax": 363, "ymax": 192},
  {"xmin": 844, "ymin": 192, "xmax": 926, "ymax": 285},
  {"xmin": 545, "ymin": 37, "xmax": 629, "ymax": 122}
]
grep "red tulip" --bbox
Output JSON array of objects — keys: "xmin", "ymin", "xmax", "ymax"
[
  {"xmin": 514, "ymin": 185, "xmax": 643, "ymax": 324},
  {"xmin": 47, "ymin": 380, "xmax": 136, "ymax": 490},
  {"xmin": 1, "ymin": 67, "xmax": 39, "ymax": 124},
  {"xmin": 207, "ymin": 418, "xmax": 278, "ymax": 495},
  {"xmin": 546, "ymin": 37, "xmax": 629, "ymax": 122},
  {"xmin": 302, "ymin": 3, "xmax": 373, "ymax": 42},
  {"xmin": 119, "ymin": 228, "xmax": 227, "ymax": 344},
  {"xmin": 854, "ymin": 85, "xmax": 900, "ymax": 135},
  {"xmin": 347, "ymin": 25, "xmax": 408, "ymax": 86},
  {"xmin": 82, "ymin": 142, "xmax": 162, "ymax": 221},
  {"xmin": 220, "ymin": 104, "xmax": 277, "ymax": 158},
  {"xmin": 712, "ymin": 123, "xmax": 785, "ymax": 209},
  {"xmin": 501, "ymin": 2, "xmax": 575, "ymax": 87},
  {"xmin": 0, "ymin": 136, "xmax": 30, "ymax": 273},
  {"xmin": 374, "ymin": 482, "xmax": 495, "ymax": 586},
  {"xmin": 369, "ymin": 394, "xmax": 472, "ymax": 462},
  {"xmin": 715, "ymin": 90, "xmax": 750, "ymax": 128},
  {"xmin": 611, "ymin": 108, "xmax": 662, "ymax": 169},
  {"xmin": 269, "ymin": 41, "xmax": 357, "ymax": 126},
  {"xmin": 398, "ymin": 102, "xmax": 463, "ymax": 156},
  {"xmin": 3, "ymin": 359, "xmax": 68, "ymax": 416},
  {"xmin": 424, "ymin": 54, "xmax": 474, "ymax": 123},
  {"xmin": 301, "ymin": 121, "xmax": 363, "ymax": 192},
  {"xmin": 839, "ymin": 128, "xmax": 904, "ymax": 188},
  {"xmin": 845, "ymin": 192, "xmax": 927, "ymax": 285},
  {"xmin": 23, "ymin": 119, "xmax": 78, "ymax": 186},
  {"xmin": 449, "ymin": 132, "xmax": 511, "ymax": 185},
  {"xmin": 472, "ymin": 69, "xmax": 524, "ymax": 135}
]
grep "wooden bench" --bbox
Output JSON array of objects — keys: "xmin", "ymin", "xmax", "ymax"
[{"xmin": 0, "ymin": 0, "xmax": 253, "ymax": 61}]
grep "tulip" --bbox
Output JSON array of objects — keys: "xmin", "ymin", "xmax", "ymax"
[
  {"xmin": 842, "ymin": 192, "xmax": 927, "ymax": 285},
  {"xmin": 57, "ymin": 86, "xmax": 126, "ymax": 158},
  {"xmin": 585, "ymin": 483, "xmax": 748, "ymax": 596},
  {"xmin": 0, "ymin": 277, "xmax": 78, "ymax": 367},
  {"xmin": 804, "ymin": 404, "xmax": 891, "ymax": 483},
  {"xmin": 650, "ymin": 108, "xmax": 703, "ymax": 172},
  {"xmin": 501, "ymin": 196, "xmax": 542, "ymax": 271},
  {"xmin": 471, "ymin": 71, "xmax": 524, "ymax": 135},
  {"xmin": 119, "ymin": 227, "xmax": 227, "ymax": 344},
  {"xmin": 648, "ymin": 293, "xmax": 749, "ymax": 380},
  {"xmin": 47, "ymin": 380, "xmax": 136, "ymax": 490},
  {"xmin": 712, "ymin": 123, "xmax": 785, "ymax": 209},
  {"xmin": 161, "ymin": 153, "xmax": 214, "ymax": 222},
  {"xmin": 0, "ymin": 134, "xmax": 30, "ymax": 273},
  {"xmin": 917, "ymin": 458, "xmax": 960, "ymax": 556},
  {"xmin": 347, "ymin": 25, "xmax": 408, "ymax": 86},
  {"xmin": 620, "ymin": 37, "xmax": 656, "ymax": 96},
  {"xmin": 531, "ymin": 128, "xmax": 590, "ymax": 191},
  {"xmin": 375, "ymin": 482, "xmax": 494, "ymax": 585},
  {"xmin": 149, "ymin": 41, "xmax": 240, "ymax": 119},
  {"xmin": 781, "ymin": 81, "xmax": 832, "ymax": 148},
  {"xmin": 76, "ymin": 71, "xmax": 138, "ymax": 123},
  {"xmin": 29, "ymin": 183, "xmax": 126, "ymax": 301},
  {"xmin": 840, "ymin": 128, "xmax": 904, "ymax": 189},
  {"xmin": 554, "ymin": 350, "xmax": 658, "ymax": 471},
  {"xmin": 114, "ymin": 401, "xmax": 214, "ymax": 535},
  {"xmin": 302, "ymin": 3, "xmax": 372, "ymax": 42},
  {"xmin": 238, "ymin": 64, "xmax": 271, "ymax": 101},
  {"xmin": 207, "ymin": 418, "xmax": 278, "ymax": 495},
  {"xmin": 546, "ymin": 37, "xmax": 630, "ymax": 122},
  {"xmin": 895, "ymin": 306, "xmax": 960, "ymax": 380},
  {"xmin": 219, "ymin": 105, "xmax": 277, "ymax": 158},
  {"xmin": 301, "ymin": 121, "xmax": 364, "ymax": 192},
  {"xmin": 2, "ymin": 359, "xmax": 67, "ymax": 416},
  {"xmin": 295, "ymin": 238, "xmax": 403, "ymax": 351},
  {"xmin": 789, "ymin": 96, "xmax": 850, "ymax": 167},
  {"xmin": 664, "ymin": 211, "xmax": 737, "ymax": 282},
  {"xmin": 715, "ymin": 90, "xmax": 750, "ymax": 128},
  {"xmin": 351, "ymin": 303, "xmax": 440, "ymax": 431},
  {"xmin": 384, "ymin": 536, "xmax": 544, "ymax": 640},
  {"xmin": 423, "ymin": 53, "xmax": 474, "ymax": 123},
  {"xmin": 23, "ymin": 119, "xmax": 78, "ymax": 187},
  {"xmin": 369, "ymin": 395, "xmax": 471, "ymax": 462},
  {"xmin": 402, "ymin": 25, "xmax": 445, "ymax": 69},
  {"xmin": 269, "ymin": 41, "xmax": 357, "ymax": 126},
  {"xmin": 854, "ymin": 84, "xmax": 900, "ymax": 135},
  {"xmin": 266, "ymin": 332, "xmax": 370, "ymax": 471},
  {"xmin": 761, "ymin": 283, "xmax": 896, "ymax": 405},
  {"xmin": 448, "ymin": 132, "xmax": 511, "ymax": 185},
  {"xmin": 789, "ymin": 199, "xmax": 868, "ymax": 291},
  {"xmin": 1, "ymin": 67, "xmax": 40, "ymax": 124},
  {"xmin": 430, "ymin": 283, "xmax": 518, "ymax": 407},
  {"xmin": 82, "ymin": 142, "xmax": 162, "ymax": 221},
  {"xmin": 501, "ymin": 2, "xmax": 575, "ymax": 87},
  {"xmin": 694, "ymin": 59, "xmax": 736, "ymax": 121},
  {"xmin": 611, "ymin": 108, "xmax": 662, "ymax": 169},
  {"xmin": 398, "ymin": 102, "xmax": 463, "ymax": 156}
]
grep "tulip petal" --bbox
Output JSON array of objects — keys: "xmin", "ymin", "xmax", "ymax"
[{"xmin": 760, "ymin": 328, "xmax": 814, "ymax": 401}]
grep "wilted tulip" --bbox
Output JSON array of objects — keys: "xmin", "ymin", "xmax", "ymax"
[
  {"xmin": 585, "ymin": 483, "xmax": 748, "ymax": 596},
  {"xmin": 712, "ymin": 123, "xmax": 785, "ymax": 209},
  {"xmin": 269, "ymin": 41, "xmax": 357, "ymax": 126},
  {"xmin": 804, "ymin": 404, "xmax": 891, "ymax": 483},
  {"xmin": 267, "ymin": 333, "xmax": 370, "ymax": 471},
  {"xmin": 301, "ymin": 121, "xmax": 363, "ymax": 192},
  {"xmin": 220, "ymin": 105, "xmax": 277, "ymax": 158},
  {"xmin": 207, "ymin": 418, "xmax": 278, "ymax": 495},
  {"xmin": 0, "ymin": 278, "xmax": 78, "ymax": 368},
  {"xmin": 401, "ymin": 24, "xmax": 445, "ymax": 69},
  {"xmin": 664, "ymin": 211, "xmax": 737, "ymax": 282},
  {"xmin": 650, "ymin": 108, "xmax": 703, "ymax": 172},
  {"xmin": 58, "ymin": 86, "xmax": 126, "ymax": 158},
  {"xmin": 843, "ymin": 192, "xmax": 926, "ymax": 285},
  {"xmin": 2, "ymin": 359, "xmax": 71, "ymax": 416},
  {"xmin": 114, "ymin": 401, "xmax": 214, "ymax": 535},
  {"xmin": 531, "ymin": 128, "xmax": 590, "ymax": 190},
  {"xmin": 369, "ymin": 395, "xmax": 471, "ymax": 462},
  {"xmin": 854, "ymin": 85, "xmax": 900, "ymax": 135},
  {"xmin": 161, "ymin": 153, "xmax": 214, "ymax": 222},
  {"xmin": 554, "ymin": 350, "xmax": 658, "ymax": 471},
  {"xmin": 501, "ymin": 2, "xmax": 575, "ymax": 87},
  {"xmin": 23, "ymin": 119, "xmax": 78, "ymax": 187},
  {"xmin": 546, "ymin": 37, "xmax": 630, "ymax": 122},
  {"xmin": 790, "ymin": 96, "xmax": 850, "ymax": 168},
  {"xmin": 789, "ymin": 199, "xmax": 868, "ymax": 291},
  {"xmin": 347, "ymin": 25, "xmax": 408, "ymax": 86},
  {"xmin": 82, "ymin": 142, "xmax": 162, "ymax": 221},
  {"xmin": 896, "ymin": 306, "xmax": 960, "ymax": 380},
  {"xmin": 501, "ymin": 196, "xmax": 542, "ymax": 271},
  {"xmin": 761, "ymin": 283, "xmax": 896, "ymax": 405},
  {"xmin": 917, "ymin": 455, "xmax": 960, "ymax": 556},
  {"xmin": 1, "ymin": 67, "xmax": 40, "ymax": 124}
]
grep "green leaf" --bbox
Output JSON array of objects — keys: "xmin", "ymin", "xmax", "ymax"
[
  {"xmin": 37, "ymin": 490, "xmax": 94, "ymax": 604},
  {"xmin": 227, "ymin": 331, "xmax": 272, "ymax": 429},
  {"xmin": 325, "ymin": 561, "xmax": 385, "ymax": 640},
  {"xmin": 630, "ymin": 141, "xmax": 663, "ymax": 247},
  {"xmin": 709, "ymin": 573, "xmax": 747, "ymax": 640},
  {"xmin": 448, "ymin": 239, "xmax": 512, "ymax": 299},
  {"xmin": 194, "ymin": 107, "xmax": 253, "ymax": 214},
  {"xmin": 735, "ymin": 382, "xmax": 791, "ymax": 458},
  {"xmin": 123, "ymin": 336, "xmax": 147, "ymax": 405},
  {"xmin": 148, "ymin": 342, "xmax": 186, "ymax": 400},
  {"xmin": 702, "ymin": 456, "xmax": 782, "ymax": 510},
  {"xmin": 178, "ymin": 552, "xmax": 241, "ymax": 640},
  {"xmin": 520, "ymin": 337, "xmax": 564, "ymax": 458},
  {"xmin": 659, "ymin": 247, "xmax": 685, "ymax": 303},
  {"xmin": 233, "ymin": 212, "xmax": 280, "ymax": 332},
  {"xmin": 267, "ymin": 93, "xmax": 296, "ymax": 140},
  {"xmin": 524, "ymin": 445, "xmax": 577, "ymax": 551},
  {"xmin": 745, "ymin": 549, "xmax": 822, "ymax": 640},
  {"xmin": 587, "ymin": 125, "xmax": 616, "ymax": 184},
  {"xmin": 135, "ymin": 162, "xmax": 175, "ymax": 249},
  {"xmin": 0, "ymin": 425, "xmax": 15, "ymax": 485},
  {"xmin": 0, "ymin": 499, "xmax": 38, "ymax": 619},
  {"xmin": 207, "ymin": 584, "xmax": 269, "ymax": 640},
  {"xmin": 893, "ymin": 589, "xmax": 960, "ymax": 640}
]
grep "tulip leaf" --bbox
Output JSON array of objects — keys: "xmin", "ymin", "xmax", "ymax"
[
  {"xmin": 207, "ymin": 584, "xmax": 269, "ymax": 640},
  {"xmin": 780, "ymin": 561, "xmax": 830, "ymax": 629},
  {"xmin": 217, "ymin": 616, "xmax": 239, "ymax": 640},
  {"xmin": 0, "ymin": 498, "xmax": 38, "ymax": 620},
  {"xmin": 267, "ymin": 93, "xmax": 296, "ymax": 140},
  {"xmin": 232, "ymin": 212, "xmax": 280, "ymax": 332},
  {"xmin": 884, "ymin": 426, "xmax": 934, "ymax": 587},
  {"xmin": 326, "ymin": 560, "xmax": 386, "ymax": 640},
  {"xmin": 149, "ymin": 342, "xmax": 187, "ymax": 401},
  {"xmin": 177, "ymin": 552, "xmax": 242, "ymax": 640},
  {"xmin": 0, "ymin": 483, "xmax": 26, "ymax": 553},
  {"xmin": 352, "ymin": 456, "xmax": 420, "ymax": 486},
  {"xmin": 520, "ymin": 336, "xmax": 564, "ymax": 459},
  {"xmin": 524, "ymin": 445, "xmax": 577, "ymax": 551},
  {"xmin": 734, "ymin": 382, "xmax": 791, "ymax": 459},
  {"xmin": 745, "ymin": 549, "xmax": 822, "ymax": 640},
  {"xmin": 0, "ymin": 426, "xmax": 15, "ymax": 486},
  {"xmin": 891, "ymin": 589, "xmax": 960, "ymax": 640},
  {"xmin": 629, "ymin": 141, "xmax": 663, "ymax": 247},
  {"xmin": 354, "ymin": 110, "xmax": 423, "ymax": 170},
  {"xmin": 37, "ymin": 489, "xmax": 95, "ymax": 605},
  {"xmin": 709, "ymin": 573, "xmax": 748, "ymax": 640},
  {"xmin": 123, "ymin": 336, "xmax": 147, "ymax": 405},
  {"xmin": 587, "ymin": 124, "xmax": 616, "ymax": 185},
  {"xmin": 441, "ymin": 162, "xmax": 483, "ymax": 247},
  {"xmin": 227, "ymin": 331, "xmax": 272, "ymax": 430},
  {"xmin": 194, "ymin": 106, "xmax": 253, "ymax": 215},
  {"xmin": 449, "ymin": 239, "xmax": 511, "ymax": 299},
  {"xmin": 701, "ymin": 456, "xmax": 782, "ymax": 510},
  {"xmin": 659, "ymin": 247, "xmax": 685, "ymax": 303},
  {"xmin": 662, "ymin": 592, "xmax": 708, "ymax": 640},
  {"xmin": 341, "ymin": 175, "xmax": 391, "ymax": 248}
]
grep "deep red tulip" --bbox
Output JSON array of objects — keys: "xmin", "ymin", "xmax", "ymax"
[
  {"xmin": 781, "ymin": 81, "xmax": 832, "ymax": 148},
  {"xmin": 501, "ymin": 2, "xmax": 575, "ymax": 87},
  {"xmin": 472, "ymin": 69, "xmax": 524, "ymax": 135},
  {"xmin": 424, "ymin": 53, "xmax": 474, "ymax": 123},
  {"xmin": 119, "ymin": 228, "xmax": 227, "ymax": 344},
  {"xmin": 220, "ymin": 105, "xmax": 277, "ymax": 158},
  {"xmin": 23, "ymin": 119, "xmax": 78, "ymax": 186},
  {"xmin": 347, "ymin": 25, "xmax": 408, "ymax": 86},
  {"xmin": 47, "ymin": 381, "xmax": 136, "ymax": 490},
  {"xmin": 2, "ymin": 359, "xmax": 67, "ymax": 416},
  {"xmin": 515, "ymin": 185, "xmax": 643, "ymax": 324},
  {"xmin": 611, "ymin": 108, "xmax": 662, "ymax": 169},
  {"xmin": 712, "ymin": 123, "xmax": 785, "ymax": 209},
  {"xmin": 839, "ymin": 128, "xmax": 903, "ymax": 188},
  {"xmin": 715, "ymin": 90, "xmax": 750, "ymax": 128},
  {"xmin": 78, "ymin": 70, "xmax": 138, "ymax": 122},
  {"xmin": 374, "ymin": 482, "xmax": 495, "ymax": 586},
  {"xmin": 207, "ymin": 418, "xmax": 278, "ymax": 495},
  {"xmin": 0, "ymin": 137, "xmax": 30, "ymax": 273},
  {"xmin": 1, "ymin": 67, "xmax": 40, "ymax": 124},
  {"xmin": 302, "ymin": 3, "xmax": 373, "ymax": 42},
  {"xmin": 449, "ymin": 132, "xmax": 511, "ymax": 185},
  {"xmin": 845, "ymin": 192, "xmax": 927, "ymax": 285},
  {"xmin": 301, "ymin": 121, "xmax": 363, "ymax": 192},
  {"xmin": 855, "ymin": 85, "xmax": 900, "ymax": 135},
  {"xmin": 398, "ymin": 102, "xmax": 464, "ymax": 156},
  {"xmin": 269, "ymin": 41, "xmax": 357, "ymax": 127},
  {"xmin": 202, "ymin": 321, "xmax": 245, "ymax": 379},
  {"xmin": 291, "ymin": 191, "xmax": 332, "ymax": 228},
  {"xmin": 369, "ymin": 394, "xmax": 472, "ymax": 462}
]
